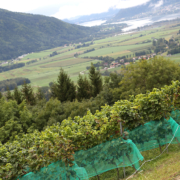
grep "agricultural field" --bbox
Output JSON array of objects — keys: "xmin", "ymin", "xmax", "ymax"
[{"xmin": 1, "ymin": 20, "xmax": 180, "ymax": 88}]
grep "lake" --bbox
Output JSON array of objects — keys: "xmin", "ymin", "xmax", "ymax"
[
  {"xmin": 79, "ymin": 20, "xmax": 106, "ymax": 27},
  {"xmin": 80, "ymin": 13, "xmax": 180, "ymax": 32}
]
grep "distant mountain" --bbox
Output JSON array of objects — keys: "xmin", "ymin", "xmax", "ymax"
[
  {"xmin": 63, "ymin": 8, "xmax": 120, "ymax": 24},
  {"xmin": 110, "ymin": 0, "xmax": 180, "ymax": 22},
  {"xmin": 0, "ymin": 8, "xmax": 99, "ymax": 60}
]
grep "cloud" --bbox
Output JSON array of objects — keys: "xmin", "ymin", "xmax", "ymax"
[
  {"xmin": 0, "ymin": 0, "xmax": 74, "ymax": 12},
  {"xmin": 154, "ymin": 0, "xmax": 163, "ymax": 8},
  {"xmin": 52, "ymin": 0, "xmax": 120, "ymax": 20},
  {"xmin": 52, "ymin": 0, "xmax": 151, "ymax": 20},
  {"xmin": 0, "ymin": 0, "xmax": 151, "ymax": 20},
  {"xmin": 115, "ymin": 0, "xmax": 151, "ymax": 9},
  {"xmin": 149, "ymin": 0, "xmax": 164, "ymax": 8}
]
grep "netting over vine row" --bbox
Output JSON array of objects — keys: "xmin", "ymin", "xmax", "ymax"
[
  {"xmin": 18, "ymin": 139, "xmax": 143, "ymax": 180},
  {"xmin": 17, "ymin": 110, "xmax": 180, "ymax": 180}
]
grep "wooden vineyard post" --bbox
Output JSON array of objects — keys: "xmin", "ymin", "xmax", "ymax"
[
  {"xmin": 120, "ymin": 122, "xmax": 126, "ymax": 178},
  {"xmin": 126, "ymin": 153, "xmax": 137, "ymax": 172},
  {"xmin": 171, "ymin": 132, "xmax": 180, "ymax": 147},
  {"xmin": 175, "ymin": 137, "xmax": 180, "ymax": 147},
  {"xmin": 93, "ymin": 167, "xmax": 100, "ymax": 180}
]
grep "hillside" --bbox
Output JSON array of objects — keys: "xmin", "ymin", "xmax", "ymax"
[
  {"xmin": 0, "ymin": 8, "xmax": 99, "ymax": 60},
  {"xmin": 63, "ymin": 8, "xmax": 119, "ymax": 24},
  {"xmin": 110, "ymin": 0, "xmax": 180, "ymax": 22}
]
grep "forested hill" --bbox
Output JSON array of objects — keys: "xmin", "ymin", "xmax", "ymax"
[{"xmin": 0, "ymin": 8, "xmax": 99, "ymax": 60}]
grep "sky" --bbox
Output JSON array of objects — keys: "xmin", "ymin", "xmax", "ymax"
[{"xmin": 0, "ymin": 0, "xmax": 153, "ymax": 20}]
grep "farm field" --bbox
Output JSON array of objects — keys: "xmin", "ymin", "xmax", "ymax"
[
  {"xmin": 1, "ymin": 20, "xmax": 180, "ymax": 88},
  {"xmin": 169, "ymin": 53, "xmax": 180, "ymax": 62}
]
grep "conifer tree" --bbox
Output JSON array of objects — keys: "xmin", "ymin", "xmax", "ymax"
[
  {"xmin": 13, "ymin": 86, "xmax": 22, "ymax": 104},
  {"xmin": 51, "ymin": 68, "xmax": 76, "ymax": 102},
  {"xmin": 36, "ymin": 87, "xmax": 45, "ymax": 100},
  {"xmin": 77, "ymin": 74, "xmax": 92, "ymax": 101},
  {"xmin": 21, "ymin": 82, "xmax": 36, "ymax": 105},
  {"xmin": 6, "ymin": 86, "xmax": 13, "ymax": 100},
  {"xmin": 89, "ymin": 63, "xmax": 103, "ymax": 97}
]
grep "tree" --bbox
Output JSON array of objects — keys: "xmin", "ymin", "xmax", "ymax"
[
  {"xmin": 77, "ymin": 74, "xmax": 92, "ymax": 101},
  {"xmin": 21, "ymin": 82, "xmax": 36, "ymax": 105},
  {"xmin": 109, "ymin": 73, "xmax": 123, "ymax": 89},
  {"xmin": 111, "ymin": 56, "xmax": 180, "ymax": 100},
  {"xmin": 51, "ymin": 68, "xmax": 76, "ymax": 102},
  {"xmin": 13, "ymin": 86, "xmax": 22, "ymax": 104},
  {"xmin": 89, "ymin": 63, "xmax": 103, "ymax": 97},
  {"xmin": 6, "ymin": 87, "xmax": 13, "ymax": 101},
  {"xmin": 36, "ymin": 87, "xmax": 45, "ymax": 101}
]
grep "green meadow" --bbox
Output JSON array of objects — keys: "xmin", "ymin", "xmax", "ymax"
[{"xmin": 1, "ymin": 21, "xmax": 180, "ymax": 88}]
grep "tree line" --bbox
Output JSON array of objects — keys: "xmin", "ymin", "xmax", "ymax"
[
  {"xmin": 26, "ymin": 59, "xmax": 38, "ymax": 65},
  {"xmin": 135, "ymin": 50, "xmax": 152, "ymax": 57},
  {"xmin": 168, "ymin": 47, "xmax": 180, "ymax": 55},
  {"xmin": 0, "ymin": 63, "xmax": 25, "ymax": 73},
  {"xmin": 0, "ymin": 77, "xmax": 30, "ymax": 92},
  {"xmin": 84, "ymin": 48, "xmax": 95, "ymax": 53},
  {"xmin": 50, "ymin": 51, "xmax": 58, "ymax": 57},
  {"xmin": 75, "ymin": 42, "xmax": 93, "ymax": 49}
]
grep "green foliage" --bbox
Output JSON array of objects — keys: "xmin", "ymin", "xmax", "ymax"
[
  {"xmin": 89, "ymin": 63, "xmax": 103, "ymax": 97},
  {"xmin": 0, "ymin": 129, "xmax": 74, "ymax": 179},
  {"xmin": 112, "ymin": 57, "xmax": 180, "ymax": 100},
  {"xmin": 0, "ymin": 98, "xmax": 32, "ymax": 143},
  {"xmin": 77, "ymin": 74, "xmax": 92, "ymax": 101},
  {"xmin": 1, "ymin": 81, "xmax": 180, "ymax": 179},
  {"xmin": 51, "ymin": 68, "xmax": 76, "ymax": 102}
]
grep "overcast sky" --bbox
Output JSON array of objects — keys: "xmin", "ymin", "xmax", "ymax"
[{"xmin": 0, "ymin": 0, "xmax": 151, "ymax": 20}]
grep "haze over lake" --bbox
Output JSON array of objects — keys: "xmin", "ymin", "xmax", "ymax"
[{"xmin": 80, "ymin": 13, "xmax": 180, "ymax": 32}]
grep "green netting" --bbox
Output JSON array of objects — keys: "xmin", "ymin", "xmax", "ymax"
[
  {"xmin": 171, "ymin": 110, "xmax": 180, "ymax": 125},
  {"xmin": 17, "ymin": 111, "xmax": 180, "ymax": 180},
  {"xmin": 17, "ymin": 139, "xmax": 143, "ymax": 180},
  {"xmin": 128, "ymin": 113, "xmax": 180, "ymax": 152}
]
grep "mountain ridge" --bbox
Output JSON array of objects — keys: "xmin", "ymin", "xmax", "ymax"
[{"xmin": 110, "ymin": 0, "xmax": 180, "ymax": 21}]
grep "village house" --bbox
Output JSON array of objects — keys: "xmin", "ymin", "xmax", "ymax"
[
  {"xmin": 120, "ymin": 59, "xmax": 124, "ymax": 63},
  {"xmin": 124, "ymin": 62, "xmax": 130, "ymax": 66},
  {"xmin": 110, "ymin": 65, "xmax": 115, "ymax": 68},
  {"xmin": 110, "ymin": 61, "xmax": 120, "ymax": 68},
  {"xmin": 111, "ymin": 61, "xmax": 119, "ymax": 66}
]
